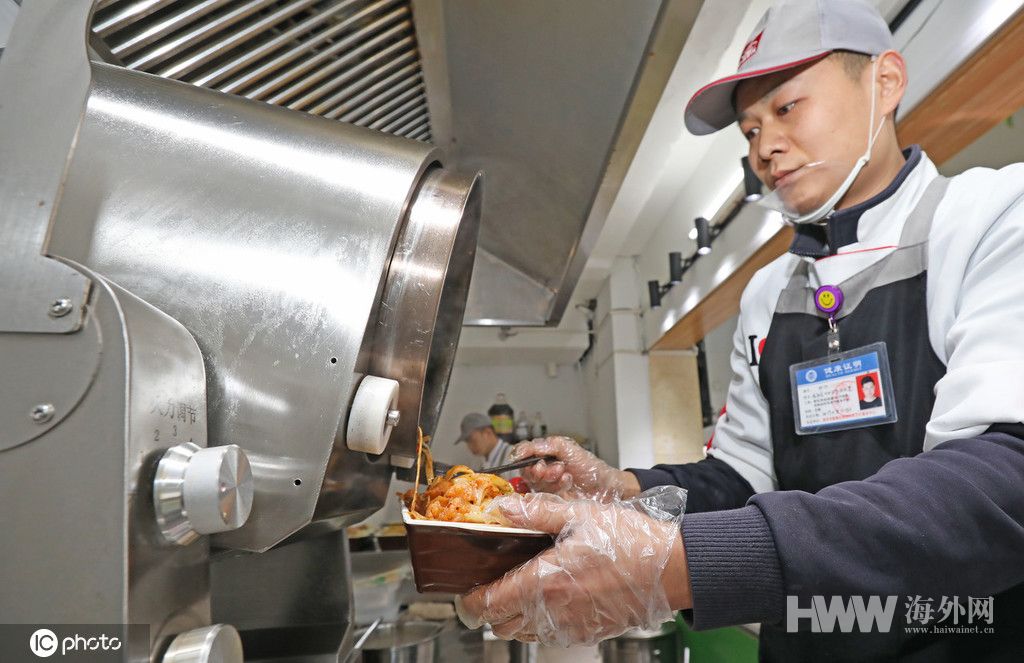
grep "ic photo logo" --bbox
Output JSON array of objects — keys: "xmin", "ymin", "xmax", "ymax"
[
  {"xmin": 27, "ymin": 627, "xmax": 123, "ymax": 658},
  {"xmin": 29, "ymin": 629, "xmax": 58, "ymax": 658}
]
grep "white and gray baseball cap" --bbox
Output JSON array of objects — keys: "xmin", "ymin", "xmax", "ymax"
[
  {"xmin": 455, "ymin": 412, "xmax": 492, "ymax": 444},
  {"xmin": 684, "ymin": 0, "xmax": 895, "ymax": 136}
]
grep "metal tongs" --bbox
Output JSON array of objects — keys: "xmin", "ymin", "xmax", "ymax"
[
  {"xmin": 432, "ymin": 455, "xmax": 558, "ymax": 476},
  {"xmin": 430, "ymin": 455, "xmax": 558, "ymax": 476},
  {"xmin": 481, "ymin": 455, "xmax": 559, "ymax": 475}
]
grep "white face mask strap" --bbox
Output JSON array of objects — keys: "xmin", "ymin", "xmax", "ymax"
[
  {"xmin": 866, "ymin": 56, "xmax": 884, "ymax": 156},
  {"xmin": 779, "ymin": 54, "xmax": 886, "ymax": 225}
]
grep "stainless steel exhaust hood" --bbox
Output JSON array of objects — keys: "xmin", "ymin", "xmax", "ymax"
[
  {"xmin": 89, "ymin": 0, "xmax": 702, "ymax": 326},
  {"xmin": 415, "ymin": 0, "xmax": 701, "ymax": 326}
]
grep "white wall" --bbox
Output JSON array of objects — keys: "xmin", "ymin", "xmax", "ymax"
[
  {"xmin": 578, "ymin": 257, "xmax": 656, "ymax": 470},
  {"xmin": 635, "ymin": 127, "xmax": 748, "ymax": 289},
  {"xmin": 581, "ymin": 337, "xmax": 618, "ymax": 465},
  {"xmin": 0, "ymin": 0, "xmax": 18, "ymax": 50},
  {"xmin": 431, "ymin": 361, "xmax": 591, "ymax": 470},
  {"xmin": 455, "ymin": 306, "xmax": 590, "ymax": 366}
]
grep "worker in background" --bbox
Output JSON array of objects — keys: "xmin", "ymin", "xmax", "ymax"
[
  {"xmin": 455, "ymin": 412, "xmax": 518, "ymax": 474},
  {"xmin": 457, "ymin": 0, "xmax": 1024, "ymax": 660}
]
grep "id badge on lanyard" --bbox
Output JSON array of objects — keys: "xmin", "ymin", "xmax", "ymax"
[{"xmin": 789, "ymin": 285, "xmax": 898, "ymax": 435}]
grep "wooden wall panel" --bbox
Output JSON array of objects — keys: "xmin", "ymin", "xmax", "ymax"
[
  {"xmin": 648, "ymin": 351, "xmax": 705, "ymax": 464},
  {"xmin": 898, "ymin": 8, "xmax": 1024, "ymax": 165}
]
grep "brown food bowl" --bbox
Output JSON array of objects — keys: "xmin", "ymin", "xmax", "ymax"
[
  {"xmin": 376, "ymin": 523, "xmax": 409, "ymax": 550},
  {"xmin": 402, "ymin": 507, "xmax": 553, "ymax": 594},
  {"xmin": 377, "ymin": 535, "xmax": 409, "ymax": 551},
  {"xmin": 347, "ymin": 524, "xmax": 377, "ymax": 552}
]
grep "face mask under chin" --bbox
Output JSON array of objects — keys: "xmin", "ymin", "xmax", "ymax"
[{"xmin": 758, "ymin": 158, "xmax": 867, "ymax": 222}]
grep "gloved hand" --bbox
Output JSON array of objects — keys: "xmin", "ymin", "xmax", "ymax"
[
  {"xmin": 513, "ymin": 436, "xmax": 641, "ymax": 500},
  {"xmin": 455, "ymin": 486, "xmax": 689, "ymax": 647}
]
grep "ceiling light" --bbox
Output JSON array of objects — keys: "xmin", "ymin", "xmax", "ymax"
[
  {"xmin": 648, "ymin": 280, "xmax": 662, "ymax": 309},
  {"xmin": 668, "ymin": 252, "xmax": 683, "ymax": 284},
  {"xmin": 695, "ymin": 216, "xmax": 712, "ymax": 256}
]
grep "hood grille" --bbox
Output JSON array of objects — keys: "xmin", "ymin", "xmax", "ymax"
[{"xmin": 91, "ymin": 0, "xmax": 432, "ymax": 141}]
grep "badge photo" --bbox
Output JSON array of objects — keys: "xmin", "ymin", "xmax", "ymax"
[{"xmin": 789, "ymin": 342, "xmax": 898, "ymax": 435}]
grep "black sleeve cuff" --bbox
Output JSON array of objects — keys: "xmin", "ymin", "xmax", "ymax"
[
  {"xmin": 627, "ymin": 457, "xmax": 756, "ymax": 513},
  {"xmin": 628, "ymin": 467, "xmax": 678, "ymax": 492},
  {"xmin": 682, "ymin": 504, "xmax": 785, "ymax": 630}
]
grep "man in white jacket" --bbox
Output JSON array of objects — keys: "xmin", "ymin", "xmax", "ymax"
[{"xmin": 459, "ymin": 1, "xmax": 1024, "ymax": 660}]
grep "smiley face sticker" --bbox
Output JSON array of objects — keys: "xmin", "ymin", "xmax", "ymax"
[{"xmin": 814, "ymin": 285, "xmax": 844, "ymax": 316}]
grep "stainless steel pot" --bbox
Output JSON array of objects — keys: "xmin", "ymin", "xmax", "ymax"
[
  {"xmin": 355, "ymin": 622, "xmax": 443, "ymax": 663},
  {"xmin": 600, "ymin": 623, "xmax": 681, "ymax": 663}
]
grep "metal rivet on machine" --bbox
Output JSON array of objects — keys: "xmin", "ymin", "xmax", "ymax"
[
  {"xmin": 31, "ymin": 403, "xmax": 55, "ymax": 424},
  {"xmin": 48, "ymin": 298, "xmax": 73, "ymax": 318},
  {"xmin": 386, "ymin": 409, "xmax": 401, "ymax": 427}
]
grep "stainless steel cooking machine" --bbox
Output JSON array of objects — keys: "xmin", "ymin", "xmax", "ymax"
[{"xmin": 0, "ymin": 1, "xmax": 480, "ymax": 660}]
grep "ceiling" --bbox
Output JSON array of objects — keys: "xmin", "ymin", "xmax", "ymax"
[{"xmin": 90, "ymin": 0, "xmax": 433, "ymax": 140}]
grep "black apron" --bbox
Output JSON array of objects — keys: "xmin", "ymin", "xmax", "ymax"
[{"xmin": 755, "ymin": 177, "xmax": 1024, "ymax": 662}]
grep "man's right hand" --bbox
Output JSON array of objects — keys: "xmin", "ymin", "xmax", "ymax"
[{"xmin": 513, "ymin": 436, "xmax": 641, "ymax": 500}]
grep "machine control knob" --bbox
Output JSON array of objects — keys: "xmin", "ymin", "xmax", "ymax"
[
  {"xmin": 347, "ymin": 375, "xmax": 401, "ymax": 455},
  {"xmin": 154, "ymin": 443, "xmax": 254, "ymax": 545},
  {"xmin": 162, "ymin": 624, "xmax": 243, "ymax": 663}
]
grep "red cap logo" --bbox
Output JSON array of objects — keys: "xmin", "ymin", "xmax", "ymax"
[{"xmin": 739, "ymin": 31, "xmax": 764, "ymax": 68}]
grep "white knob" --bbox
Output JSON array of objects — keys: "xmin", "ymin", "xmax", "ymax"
[
  {"xmin": 162, "ymin": 624, "xmax": 243, "ymax": 663},
  {"xmin": 347, "ymin": 375, "xmax": 400, "ymax": 455},
  {"xmin": 154, "ymin": 443, "xmax": 254, "ymax": 545}
]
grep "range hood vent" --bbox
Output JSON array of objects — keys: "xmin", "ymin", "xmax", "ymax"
[{"xmin": 91, "ymin": 0, "xmax": 432, "ymax": 141}]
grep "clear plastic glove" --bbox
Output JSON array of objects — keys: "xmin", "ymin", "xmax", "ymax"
[
  {"xmin": 455, "ymin": 486, "xmax": 689, "ymax": 647},
  {"xmin": 513, "ymin": 436, "xmax": 640, "ymax": 500}
]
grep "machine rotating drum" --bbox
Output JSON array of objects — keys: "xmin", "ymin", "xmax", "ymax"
[{"xmin": 48, "ymin": 62, "xmax": 482, "ymax": 552}]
